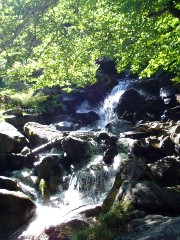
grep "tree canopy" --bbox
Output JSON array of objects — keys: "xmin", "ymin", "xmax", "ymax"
[{"xmin": 0, "ymin": 0, "xmax": 180, "ymax": 90}]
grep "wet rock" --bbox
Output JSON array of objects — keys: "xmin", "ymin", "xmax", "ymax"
[
  {"xmin": 116, "ymin": 89, "xmax": 145, "ymax": 120},
  {"xmin": 118, "ymin": 181, "xmax": 180, "ymax": 215},
  {"xmin": 81, "ymin": 205, "xmax": 102, "ymax": 217},
  {"xmin": 12, "ymin": 168, "xmax": 38, "ymax": 189},
  {"xmin": 161, "ymin": 105, "xmax": 180, "ymax": 121},
  {"xmin": 44, "ymin": 219, "xmax": 89, "ymax": 240},
  {"xmin": 136, "ymin": 121, "xmax": 162, "ymax": 134},
  {"xmin": 24, "ymin": 122, "xmax": 63, "ymax": 146},
  {"xmin": 129, "ymin": 209, "xmax": 147, "ymax": 220},
  {"xmin": 170, "ymin": 124, "xmax": 180, "ymax": 146},
  {"xmin": 118, "ymin": 159, "xmax": 151, "ymax": 183},
  {"xmin": 0, "ymin": 122, "xmax": 28, "ymax": 172},
  {"xmin": 170, "ymin": 124, "xmax": 180, "ymax": 134},
  {"xmin": 21, "ymin": 146, "xmax": 31, "ymax": 156},
  {"xmin": 34, "ymin": 155, "xmax": 62, "ymax": 179},
  {"xmin": 84, "ymin": 76, "xmax": 118, "ymax": 106},
  {"xmin": 76, "ymin": 110, "xmax": 100, "ymax": 125},
  {"xmin": 0, "ymin": 176, "xmax": 19, "ymax": 191},
  {"xmin": 61, "ymin": 136, "xmax": 91, "ymax": 166},
  {"xmin": 121, "ymin": 111, "xmax": 135, "ymax": 122},
  {"xmin": 144, "ymin": 97, "xmax": 164, "ymax": 119},
  {"xmin": 135, "ymin": 121, "xmax": 179, "ymax": 157},
  {"xmin": 175, "ymin": 144, "xmax": 180, "ymax": 154},
  {"xmin": 159, "ymin": 136, "xmax": 175, "ymax": 155},
  {"xmin": 116, "ymin": 215, "xmax": 180, "ymax": 240},
  {"xmin": 5, "ymin": 114, "xmax": 45, "ymax": 130},
  {"xmin": 120, "ymin": 131, "xmax": 150, "ymax": 140},
  {"xmin": 0, "ymin": 121, "xmax": 28, "ymax": 153},
  {"xmin": 148, "ymin": 156, "xmax": 180, "ymax": 187},
  {"xmin": 53, "ymin": 121, "xmax": 79, "ymax": 131},
  {"xmin": 7, "ymin": 152, "xmax": 36, "ymax": 170},
  {"xmin": 105, "ymin": 135, "xmax": 118, "ymax": 147},
  {"xmin": 160, "ymin": 85, "xmax": 177, "ymax": 107},
  {"xmin": 131, "ymin": 138, "xmax": 165, "ymax": 163},
  {"xmin": 49, "ymin": 175, "xmax": 63, "ymax": 192},
  {"xmin": 96, "ymin": 57, "xmax": 117, "ymax": 76},
  {"xmin": 102, "ymin": 159, "xmax": 151, "ymax": 212},
  {"xmin": 97, "ymin": 131, "xmax": 110, "ymax": 141},
  {"xmin": 61, "ymin": 91, "xmax": 85, "ymax": 115},
  {"xmin": 133, "ymin": 78, "xmax": 161, "ymax": 96},
  {"xmin": 103, "ymin": 147, "xmax": 118, "ymax": 165},
  {"xmin": 0, "ymin": 189, "xmax": 36, "ymax": 237}
]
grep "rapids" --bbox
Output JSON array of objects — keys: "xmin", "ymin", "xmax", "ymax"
[{"xmin": 7, "ymin": 80, "xmax": 132, "ymax": 240}]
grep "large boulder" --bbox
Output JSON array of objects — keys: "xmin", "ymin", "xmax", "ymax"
[
  {"xmin": 0, "ymin": 122, "xmax": 28, "ymax": 172},
  {"xmin": 24, "ymin": 122, "xmax": 64, "ymax": 146},
  {"xmin": 102, "ymin": 159, "xmax": 151, "ymax": 212},
  {"xmin": 148, "ymin": 156, "xmax": 180, "ymax": 187},
  {"xmin": 0, "ymin": 189, "xmax": 36, "ymax": 237},
  {"xmin": 116, "ymin": 215, "xmax": 180, "ymax": 240},
  {"xmin": 117, "ymin": 181, "xmax": 180, "ymax": 215},
  {"xmin": 0, "ymin": 121, "xmax": 28, "ymax": 153},
  {"xmin": 76, "ymin": 110, "xmax": 100, "ymax": 125},
  {"xmin": 103, "ymin": 157, "xmax": 180, "ymax": 216},
  {"xmin": 103, "ymin": 147, "xmax": 118, "ymax": 165},
  {"xmin": 34, "ymin": 155, "xmax": 62, "ymax": 179},
  {"xmin": 133, "ymin": 78, "xmax": 162, "ymax": 96},
  {"xmin": 61, "ymin": 136, "xmax": 92, "ymax": 167},
  {"xmin": 0, "ymin": 176, "xmax": 19, "ymax": 191},
  {"xmin": 116, "ymin": 89, "xmax": 146, "ymax": 121},
  {"xmin": 131, "ymin": 138, "xmax": 166, "ymax": 163},
  {"xmin": 144, "ymin": 97, "xmax": 164, "ymax": 119}
]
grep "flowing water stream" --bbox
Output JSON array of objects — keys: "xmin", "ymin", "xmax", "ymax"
[
  {"xmin": 98, "ymin": 80, "xmax": 133, "ymax": 128},
  {"xmin": 8, "ymin": 80, "xmax": 132, "ymax": 239}
]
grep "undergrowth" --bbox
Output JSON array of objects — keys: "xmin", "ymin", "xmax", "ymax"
[
  {"xmin": 1, "ymin": 89, "xmax": 48, "ymax": 114},
  {"xmin": 73, "ymin": 200, "xmax": 132, "ymax": 240},
  {"xmin": 0, "ymin": 110, "xmax": 5, "ymax": 122}
]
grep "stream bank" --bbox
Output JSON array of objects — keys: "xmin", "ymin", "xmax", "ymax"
[{"xmin": 0, "ymin": 74, "xmax": 180, "ymax": 239}]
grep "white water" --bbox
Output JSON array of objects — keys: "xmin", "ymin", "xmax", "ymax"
[
  {"xmin": 11, "ymin": 154, "xmax": 122, "ymax": 239},
  {"xmin": 98, "ymin": 80, "xmax": 132, "ymax": 128},
  {"xmin": 8, "ymin": 81, "xmax": 133, "ymax": 239}
]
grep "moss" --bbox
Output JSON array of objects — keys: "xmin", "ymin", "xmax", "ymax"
[{"xmin": 102, "ymin": 169, "xmax": 124, "ymax": 212}]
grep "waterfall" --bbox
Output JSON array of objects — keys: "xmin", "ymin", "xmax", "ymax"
[
  {"xmin": 67, "ymin": 154, "xmax": 121, "ymax": 203},
  {"xmin": 6, "ymin": 79, "xmax": 134, "ymax": 240},
  {"xmin": 98, "ymin": 80, "xmax": 132, "ymax": 128},
  {"xmin": 9, "ymin": 153, "xmax": 122, "ymax": 240}
]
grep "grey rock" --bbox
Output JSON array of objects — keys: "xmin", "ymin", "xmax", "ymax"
[
  {"xmin": 116, "ymin": 215, "xmax": 180, "ymax": 240},
  {"xmin": 24, "ymin": 122, "xmax": 63, "ymax": 146},
  {"xmin": 0, "ymin": 189, "xmax": 36, "ymax": 237}
]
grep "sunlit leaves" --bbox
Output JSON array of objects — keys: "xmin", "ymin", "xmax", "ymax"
[{"xmin": 0, "ymin": 0, "xmax": 179, "ymax": 90}]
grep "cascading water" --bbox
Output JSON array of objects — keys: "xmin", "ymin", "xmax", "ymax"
[
  {"xmin": 98, "ymin": 80, "xmax": 133, "ymax": 128},
  {"xmin": 7, "ymin": 80, "xmax": 133, "ymax": 240},
  {"xmin": 9, "ymin": 154, "xmax": 122, "ymax": 240}
]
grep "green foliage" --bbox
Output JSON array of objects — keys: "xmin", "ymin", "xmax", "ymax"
[
  {"xmin": 39, "ymin": 179, "xmax": 46, "ymax": 197},
  {"xmin": 0, "ymin": 110, "xmax": 6, "ymax": 122},
  {"xmin": 0, "ymin": 89, "xmax": 47, "ymax": 113},
  {"xmin": 73, "ymin": 200, "xmax": 132, "ymax": 240},
  {"xmin": 0, "ymin": 0, "xmax": 179, "ymax": 90}
]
